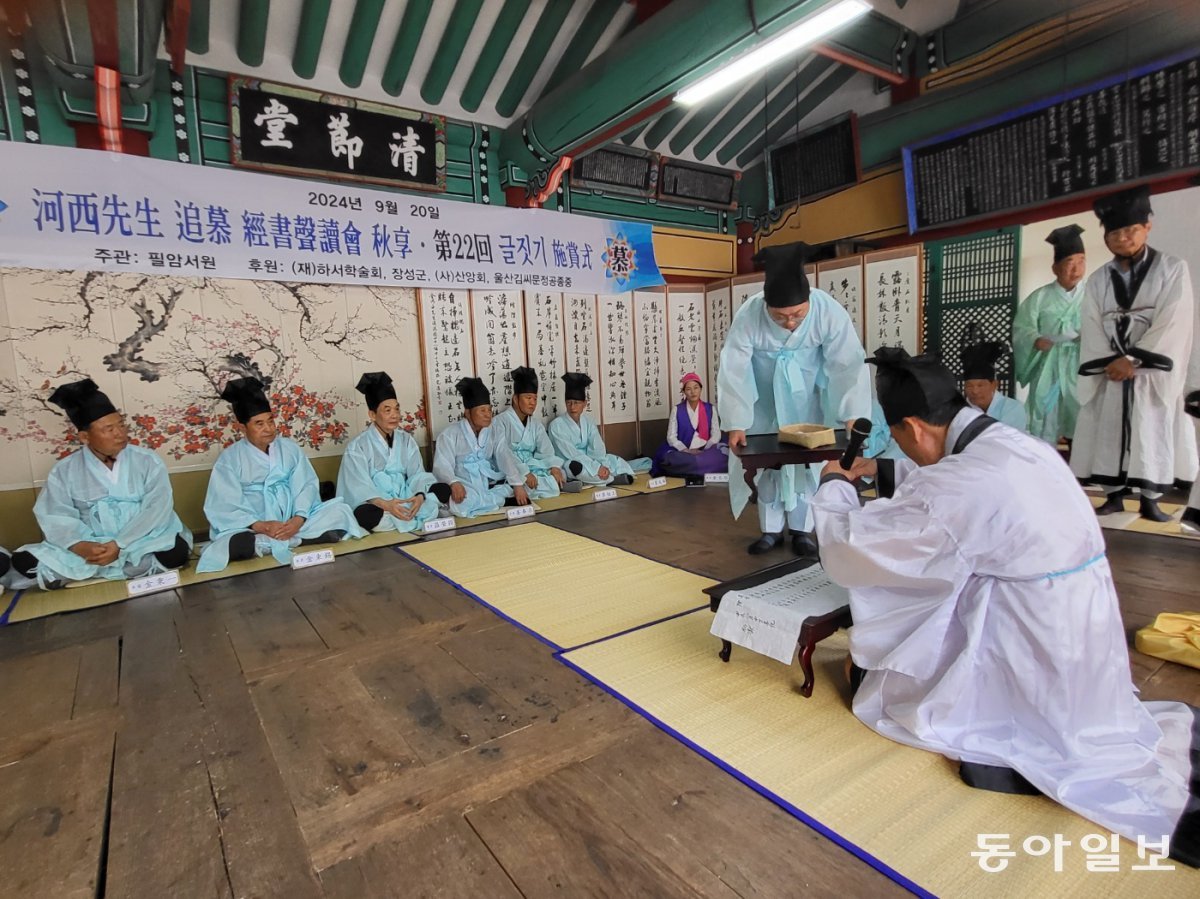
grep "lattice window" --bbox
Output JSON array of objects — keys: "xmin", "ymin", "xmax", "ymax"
[{"xmin": 922, "ymin": 227, "xmax": 1021, "ymax": 396}]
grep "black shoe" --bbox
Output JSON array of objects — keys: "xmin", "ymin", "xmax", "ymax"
[
  {"xmin": 684, "ymin": 474, "xmax": 705, "ymax": 486},
  {"xmin": 747, "ymin": 533, "xmax": 784, "ymax": 555},
  {"xmin": 560, "ymin": 479, "xmax": 582, "ymax": 494},
  {"xmin": 429, "ymin": 483, "xmax": 452, "ymax": 505},
  {"xmin": 790, "ymin": 530, "xmax": 819, "ymax": 558},
  {"xmin": 1094, "ymin": 494, "xmax": 1126, "ymax": 515},
  {"xmin": 1181, "ymin": 507, "xmax": 1200, "ymax": 536},
  {"xmin": 1139, "ymin": 495, "xmax": 1172, "ymax": 522},
  {"xmin": 612, "ymin": 474, "xmax": 634, "ymax": 486}
]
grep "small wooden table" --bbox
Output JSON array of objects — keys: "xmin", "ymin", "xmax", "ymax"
[
  {"xmin": 703, "ymin": 558, "xmax": 852, "ymax": 698},
  {"xmin": 733, "ymin": 430, "xmax": 849, "ymax": 504}
]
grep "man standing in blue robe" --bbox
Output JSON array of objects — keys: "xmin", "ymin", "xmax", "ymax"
[
  {"xmin": 197, "ymin": 377, "xmax": 364, "ymax": 572},
  {"xmin": 491, "ymin": 366, "xmax": 577, "ymax": 501},
  {"xmin": 717, "ymin": 242, "xmax": 870, "ymax": 556},
  {"xmin": 337, "ymin": 371, "xmax": 443, "ymax": 533},
  {"xmin": 11, "ymin": 378, "xmax": 191, "ymax": 589}
]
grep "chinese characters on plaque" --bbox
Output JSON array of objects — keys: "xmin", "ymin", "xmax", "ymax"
[
  {"xmin": 816, "ymin": 256, "xmax": 864, "ymax": 345},
  {"xmin": 232, "ymin": 79, "xmax": 445, "ymax": 191},
  {"xmin": 667, "ymin": 288, "xmax": 708, "ymax": 390},
  {"xmin": 634, "ymin": 290, "xmax": 671, "ymax": 421},
  {"xmin": 863, "ymin": 249, "xmax": 922, "ymax": 354},
  {"xmin": 705, "ymin": 283, "xmax": 732, "ymax": 402},
  {"xmin": 598, "ymin": 295, "xmax": 635, "ymax": 424},
  {"xmin": 523, "ymin": 292, "xmax": 566, "ymax": 420},
  {"xmin": 418, "ymin": 289, "xmax": 475, "ymax": 438},
  {"xmin": 470, "ymin": 290, "xmax": 526, "ymax": 407},
  {"xmin": 564, "ymin": 293, "xmax": 599, "ymax": 383}
]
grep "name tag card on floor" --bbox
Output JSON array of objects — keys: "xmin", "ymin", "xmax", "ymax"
[
  {"xmin": 593, "ymin": 487, "xmax": 619, "ymax": 502},
  {"xmin": 423, "ymin": 517, "xmax": 456, "ymax": 534},
  {"xmin": 705, "ymin": 473, "xmax": 730, "ymax": 484},
  {"xmin": 506, "ymin": 504, "xmax": 537, "ymax": 521},
  {"xmin": 647, "ymin": 476, "xmax": 668, "ymax": 489},
  {"xmin": 710, "ymin": 565, "xmax": 849, "ymax": 664},
  {"xmin": 292, "ymin": 548, "xmax": 335, "ymax": 570},
  {"xmin": 127, "ymin": 569, "xmax": 181, "ymax": 598}
]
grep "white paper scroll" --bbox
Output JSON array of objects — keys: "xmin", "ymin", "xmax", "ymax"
[
  {"xmin": 705, "ymin": 281, "xmax": 732, "ymax": 403},
  {"xmin": 419, "ymin": 288, "xmax": 475, "ymax": 439},
  {"xmin": 666, "ymin": 286, "xmax": 708, "ymax": 394},
  {"xmin": 730, "ymin": 275, "xmax": 764, "ymax": 313},
  {"xmin": 524, "ymin": 291, "xmax": 566, "ymax": 420},
  {"xmin": 470, "ymin": 289, "xmax": 527, "ymax": 409},
  {"xmin": 563, "ymin": 292, "xmax": 599, "ymax": 408},
  {"xmin": 709, "ymin": 565, "xmax": 850, "ymax": 664},
  {"xmin": 633, "ymin": 289, "xmax": 671, "ymax": 421},
  {"xmin": 816, "ymin": 255, "xmax": 865, "ymax": 345},
  {"xmin": 596, "ymin": 294, "xmax": 636, "ymax": 424},
  {"xmin": 863, "ymin": 247, "xmax": 922, "ymax": 354}
]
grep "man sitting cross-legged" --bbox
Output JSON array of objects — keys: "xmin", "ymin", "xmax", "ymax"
[
  {"xmin": 196, "ymin": 377, "xmax": 364, "ymax": 572},
  {"xmin": 490, "ymin": 366, "xmax": 579, "ymax": 501}
]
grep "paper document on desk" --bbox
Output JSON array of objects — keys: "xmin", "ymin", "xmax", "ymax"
[{"xmin": 710, "ymin": 565, "xmax": 850, "ymax": 664}]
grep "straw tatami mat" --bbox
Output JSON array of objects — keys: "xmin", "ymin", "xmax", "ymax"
[
  {"xmin": 560, "ymin": 610, "xmax": 1200, "ymax": 898},
  {"xmin": 400, "ymin": 523, "xmax": 713, "ymax": 649},
  {"xmin": 1090, "ymin": 495, "xmax": 1196, "ymax": 540},
  {"xmin": 448, "ymin": 485, "xmax": 611, "ymax": 529},
  {"xmin": 612, "ymin": 472, "xmax": 687, "ymax": 494},
  {"xmin": 3, "ymin": 527, "xmax": 420, "ymax": 623}
]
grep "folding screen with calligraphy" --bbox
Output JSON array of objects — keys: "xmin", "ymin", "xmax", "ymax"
[
  {"xmin": 815, "ymin": 255, "xmax": 865, "ymax": 345},
  {"xmin": 523, "ymin": 291, "xmax": 566, "ymax": 420},
  {"xmin": 666, "ymin": 285, "xmax": 708, "ymax": 392},
  {"xmin": 705, "ymin": 281, "xmax": 733, "ymax": 403},
  {"xmin": 863, "ymin": 247, "xmax": 922, "ymax": 354},
  {"xmin": 730, "ymin": 273, "xmax": 764, "ymax": 314},
  {"xmin": 633, "ymin": 289, "xmax": 671, "ymax": 423},
  {"xmin": 598, "ymin": 294, "xmax": 636, "ymax": 425},
  {"xmin": 563, "ymin": 292, "xmax": 600, "ymax": 418},
  {"xmin": 469, "ymin": 289, "xmax": 526, "ymax": 409},
  {"xmin": 418, "ymin": 289, "xmax": 475, "ymax": 439}
]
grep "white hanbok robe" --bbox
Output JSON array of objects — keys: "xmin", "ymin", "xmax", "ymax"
[
  {"xmin": 432, "ymin": 419, "xmax": 521, "ymax": 517},
  {"xmin": 336, "ymin": 426, "xmax": 438, "ymax": 532},
  {"xmin": 547, "ymin": 413, "xmax": 634, "ymax": 486},
  {"xmin": 197, "ymin": 436, "xmax": 364, "ymax": 572},
  {"xmin": 491, "ymin": 407, "xmax": 563, "ymax": 500},
  {"xmin": 812, "ymin": 408, "xmax": 1199, "ymax": 861},
  {"xmin": 717, "ymin": 290, "xmax": 869, "ymax": 532},
  {"xmin": 1071, "ymin": 251, "xmax": 1197, "ymax": 492},
  {"xmin": 18, "ymin": 445, "xmax": 192, "ymax": 587},
  {"xmin": 1013, "ymin": 281, "xmax": 1084, "ymax": 443}
]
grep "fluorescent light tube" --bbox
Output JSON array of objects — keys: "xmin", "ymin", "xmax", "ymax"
[{"xmin": 675, "ymin": 0, "xmax": 871, "ymax": 106}]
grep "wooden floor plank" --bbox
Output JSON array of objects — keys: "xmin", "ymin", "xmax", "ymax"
[
  {"xmin": 0, "ymin": 720, "xmax": 113, "ymax": 899},
  {"xmin": 213, "ymin": 591, "xmax": 328, "ymax": 675},
  {"xmin": 174, "ymin": 599, "xmax": 323, "ymax": 899},
  {"xmin": 0, "ymin": 642, "xmax": 85, "ymax": 736},
  {"xmin": 104, "ymin": 592, "xmax": 233, "ymax": 899},
  {"xmin": 329, "ymin": 813, "xmax": 524, "ymax": 899},
  {"xmin": 250, "ymin": 664, "xmax": 421, "ymax": 816},
  {"xmin": 71, "ymin": 636, "xmax": 120, "ymax": 719},
  {"xmin": 354, "ymin": 642, "xmax": 530, "ymax": 765}
]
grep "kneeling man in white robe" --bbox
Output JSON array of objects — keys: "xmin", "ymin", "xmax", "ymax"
[
  {"xmin": 11, "ymin": 378, "xmax": 192, "ymax": 589},
  {"xmin": 197, "ymin": 377, "xmax": 364, "ymax": 572},
  {"xmin": 812, "ymin": 348, "xmax": 1199, "ymax": 867}
]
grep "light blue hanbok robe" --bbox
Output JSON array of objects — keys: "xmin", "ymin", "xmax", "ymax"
[
  {"xmin": 1013, "ymin": 281, "xmax": 1083, "ymax": 443},
  {"xmin": 491, "ymin": 407, "xmax": 563, "ymax": 500},
  {"xmin": 336, "ymin": 426, "xmax": 438, "ymax": 532},
  {"xmin": 18, "ymin": 444, "xmax": 192, "ymax": 587},
  {"xmin": 548, "ymin": 413, "xmax": 635, "ymax": 486},
  {"xmin": 717, "ymin": 290, "xmax": 870, "ymax": 531},
  {"xmin": 432, "ymin": 419, "xmax": 520, "ymax": 517},
  {"xmin": 197, "ymin": 436, "xmax": 364, "ymax": 572},
  {"xmin": 981, "ymin": 393, "xmax": 1028, "ymax": 432}
]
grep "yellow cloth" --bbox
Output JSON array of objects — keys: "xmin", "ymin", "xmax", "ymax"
[{"xmin": 1135, "ymin": 612, "xmax": 1200, "ymax": 670}]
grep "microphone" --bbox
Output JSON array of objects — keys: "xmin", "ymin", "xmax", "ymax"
[{"xmin": 840, "ymin": 417, "xmax": 874, "ymax": 470}]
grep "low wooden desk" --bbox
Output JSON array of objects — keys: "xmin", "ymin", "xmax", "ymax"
[
  {"xmin": 733, "ymin": 430, "xmax": 848, "ymax": 504},
  {"xmin": 703, "ymin": 558, "xmax": 852, "ymax": 698}
]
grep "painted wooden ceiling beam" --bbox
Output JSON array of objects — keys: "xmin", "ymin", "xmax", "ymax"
[
  {"xmin": 692, "ymin": 67, "xmax": 793, "ymax": 160},
  {"xmin": 460, "ymin": 0, "xmax": 531, "ymax": 113},
  {"xmin": 237, "ymin": 0, "xmax": 270, "ymax": 67},
  {"xmin": 734, "ymin": 63, "xmax": 854, "ymax": 167},
  {"xmin": 292, "ymin": 0, "xmax": 330, "ymax": 80},
  {"xmin": 640, "ymin": 105, "xmax": 687, "ymax": 150},
  {"xmin": 186, "ymin": 0, "xmax": 209, "ymax": 53},
  {"xmin": 495, "ymin": 0, "xmax": 574, "ymax": 118},
  {"xmin": 540, "ymin": 0, "xmax": 624, "ymax": 96},
  {"xmin": 715, "ymin": 55, "xmax": 832, "ymax": 165},
  {"xmin": 421, "ymin": 0, "xmax": 486, "ymax": 106},
  {"xmin": 380, "ymin": 0, "xmax": 433, "ymax": 96},
  {"xmin": 339, "ymin": 0, "xmax": 386, "ymax": 88}
]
